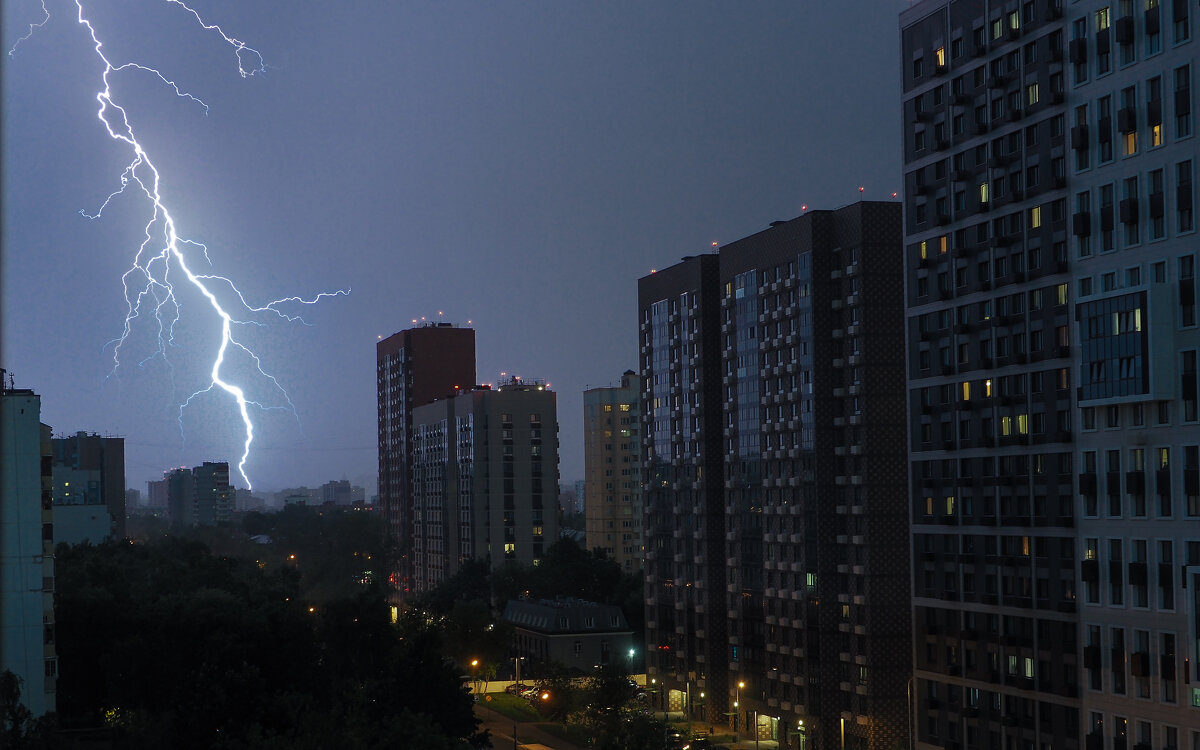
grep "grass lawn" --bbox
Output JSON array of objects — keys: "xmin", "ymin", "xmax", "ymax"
[
  {"xmin": 537, "ymin": 721, "xmax": 595, "ymax": 747},
  {"xmin": 482, "ymin": 693, "xmax": 543, "ymax": 722}
]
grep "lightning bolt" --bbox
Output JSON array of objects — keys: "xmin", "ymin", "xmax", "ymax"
[{"xmin": 14, "ymin": 1, "xmax": 348, "ymax": 489}]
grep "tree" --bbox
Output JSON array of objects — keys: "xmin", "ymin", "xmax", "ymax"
[{"xmin": 52, "ymin": 537, "xmax": 485, "ymax": 748}]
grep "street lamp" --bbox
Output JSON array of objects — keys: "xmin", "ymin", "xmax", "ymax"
[
  {"xmin": 511, "ymin": 656, "xmax": 525, "ymax": 685},
  {"xmin": 734, "ymin": 681, "xmax": 745, "ymax": 739},
  {"xmin": 627, "ymin": 647, "xmax": 636, "ymax": 673}
]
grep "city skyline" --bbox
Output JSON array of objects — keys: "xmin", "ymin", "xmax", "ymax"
[{"xmin": 1, "ymin": 2, "xmax": 903, "ymax": 493}]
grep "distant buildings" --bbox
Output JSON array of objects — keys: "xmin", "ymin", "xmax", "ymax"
[
  {"xmin": 50, "ymin": 431, "xmax": 125, "ymax": 545},
  {"xmin": 377, "ymin": 323, "xmax": 476, "ymax": 594},
  {"xmin": 639, "ymin": 203, "xmax": 910, "ymax": 749},
  {"xmin": 409, "ymin": 378, "xmax": 560, "ymax": 591},
  {"xmin": 505, "ymin": 597, "xmax": 634, "ymax": 673},
  {"xmin": 165, "ymin": 462, "xmax": 232, "ymax": 527},
  {"xmin": 583, "ymin": 370, "xmax": 643, "ymax": 571},
  {"xmin": 0, "ymin": 378, "xmax": 56, "ymax": 716},
  {"xmin": 320, "ymin": 479, "xmax": 365, "ymax": 505}
]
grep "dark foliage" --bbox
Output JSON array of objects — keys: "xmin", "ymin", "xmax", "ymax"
[{"xmin": 53, "ymin": 538, "xmax": 486, "ymax": 749}]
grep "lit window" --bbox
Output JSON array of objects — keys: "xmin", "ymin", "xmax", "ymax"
[
  {"xmin": 980, "ymin": 182, "xmax": 990, "ymax": 203},
  {"xmin": 1151, "ymin": 124, "xmax": 1162, "ymax": 147},
  {"xmin": 1001, "ymin": 416, "xmax": 1013, "ymax": 435},
  {"xmin": 1027, "ymin": 83, "xmax": 1039, "ymax": 106},
  {"xmin": 919, "ymin": 240, "xmax": 928, "ymax": 259},
  {"xmin": 1056, "ymin": 284, "xmax": 1069, "ymax": 305},
  {"xmin": 939, "ymin": 235, "xmax": 949, "ymax": 254},
  {"xmin": 1124, "ymin": 131, "xmax": 1137, "ymax": 155},
  {"xmin": 1095, "ymin": 8, "xmax": 1110, "ymax": 30},
  {"xmin": 984, "ymin": 379, "xmax": 993, "ymax": 397},
  {"xmin": 935, "ymin": 47, "xmax": 946, "ymax": 67},
  {"xmin": 945, "ymin": 496, "xmax": 956, "ymax": 515},
  {"xmin": 962, "ymin": 381, "xmax": 972, "ymax": 401},
  {"xmin": 1008, "ymin": 11, "xmax": 1020, "ymax": 30},
  {"xmin": 1030, "ymin": 206, "xmax": 1042, "ymax": 228},
  {"xmin": 1017, "ymin": 414, "xmax": 1029, "ymax": 434}
]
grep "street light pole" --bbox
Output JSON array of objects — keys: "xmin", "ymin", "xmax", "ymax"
[{"xmin": 735, "ymin": 681, "xmax": 744, "ymax": 740}]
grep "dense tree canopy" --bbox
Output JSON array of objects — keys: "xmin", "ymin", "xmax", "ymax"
[{"xmin": 53, "ymin": 538, "xmax": 486, "ymax": 749}]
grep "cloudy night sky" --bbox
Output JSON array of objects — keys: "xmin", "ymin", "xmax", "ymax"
[{"xmin": 3, "ymin": 1, "xmax": 905, "ymax": 495}]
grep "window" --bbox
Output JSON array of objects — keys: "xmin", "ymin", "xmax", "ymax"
[
  {"xmin": 913, "ymin": 56, "xmax": 924, "ymax": 80},
  {"xmin": 1179, "ymin": 160, "xmax": 1195, "ymax": 233},
  {"xmin": 1176, "ymin": 65, "xmax": 1193, "ymax": 138},
  {"xmin": 1027, "ymin": 82, "xmax": 1039, "ymax": 106}
]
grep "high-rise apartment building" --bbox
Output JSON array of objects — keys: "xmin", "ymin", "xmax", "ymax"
[
  {"xmin": 1063, "ymin": 2, "xmax": 1197, "ymax": 748},
  {"xmin": 377, "ymin": 323, "xmax": 476, "ymax": 594},
  {"xmin": 164, "ymin": 461, "xmax": 232, "ymax": 527},
  {"xmin": 583, "ymin": 370, "xmax": 643, "ymax": 571},
  {"xmin": 192, "ymin": 461, "xmax": 232, "ymax": 526},
  {"xmin": 409, "ymin": 379, "xmax": 559, "ymax": 592},
  {"xmin": 901, "ymin": 2, "xmax": 1195, "ymax": 750},
  {"xmin": 901, "ymin": 4, "xmax": 1079, "ymax": 750},
  {"xmin": 640, "ymin": 202, "xmax": 910, "ymax": 750},
  {"xmin": 50, "ymin": 431, "xmax": 126, "ymax": 544},
  {"xmin": 0, "ymin": 378, "xmax": 56, "ymax": 716}
]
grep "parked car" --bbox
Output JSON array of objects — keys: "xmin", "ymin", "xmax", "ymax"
[{"xmin": 505, "ymin": 682, "xmax": 529, "ymax": 695}]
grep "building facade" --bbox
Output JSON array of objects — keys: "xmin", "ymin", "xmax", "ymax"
[
  {"xmin": 50, "ymin": 431, "xmax": 126, "ymax": 545},
  {"xmin": 408, "ymin": 379, "xmax": 559, "ymax": 592},
  {"xmin": 1064, "ymin": 1, "xmax": 1198, "ymax": 748},
  {"xmin": 583, "ymin": 370, "xmax": 644, "ymax": 571},
  {"xmin": 901, "ymin": 5, "xmax": 1080, "ymax": 750},
  {"xmin": 901, "ymin": 3, "xmax": 1197, "ymax": 750},
  {"xmin": 505, "ymin": 597, "xmax": 634, "ymax": 673},
  {"xmin": 377, "ymin": 323, "xmax": 476, "ymax": 595},
  {"xmin": 164, "ymin": 461, "xmax": 232, "ymax": 527},
  {"xmin": 0, "ymin": 380, "xmax": 56, "ymax": 716},
  {"xmin": 640, "ymin": 202, "xmax": 910, "ymax": 750}
]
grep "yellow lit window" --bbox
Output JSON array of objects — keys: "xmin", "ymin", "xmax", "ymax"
[
  {"xmin": 919, "ymin": 240, "xmax": 928, "ymax": 259},
  {"xmin": 939, "ymin": 235, "xmax": 948, "ymax": 254},
  {"xmin": 1152, "ymin": 124, "xmax": 1163, "ymax": 147},
  {"xmin": 1134, "ymin": 307, "xmax": 1142, "ymax": 331},
  {"xmin": 925, "ymin": 496, "xmax": 934, "ymax": 515},
  {"xmin": 984, "ymin": 379, "xmax": 993, "ymax": 397},
  {"xmin": 1001, "ymin": 416, "xmax": 1012, "ymax": 435},
  {"xmin": 962, "ymin": 381, "xmax": 972, "ymax": 401},
  {"xmin": 1022, "ymin": 536, "xmax": 1031, "ymax": 556},
  {"xmin": 1159, "ymin": 447, "xmax": 1170, "ymax": 468},
  {"xmin": 725, "ymin": 282, "xmax": 733, "ymax": 297},
  {"xmin": 992, "ymin": 18, "xmax": 1004, "ymax": 39},
  {"xmin": 603, "ymin": 404, "xmax": 613, "ymax": 412},
  {"xmin": 1096, "ymin": 8, "xmax": 1110, "ymax": 30},
  {"xmin": 1017, "ymin": 413, "xmax": 1029, "ymax": 434},
  {"xmin": 1124, "ymin": 131, "xmax": 1137, "ymax": 155},
  {"xmin": 1056, "ymin": 283, "xmax": 1068, "ymax": 305},
  {"xmin": 619, "ymin": 403, "xmax": 631, "ymax": 412},
  {"xmin": 1027, "ymin": 82, "xmax": 1039, "ymax": 106},
  {"xmin": 980, "ymin": 182, "xmax": 990, "ymax": 203},
  {"xmin": 945, "ymin": 496, "xmax": 956, "ymax": 515},
  {"xmin": 1030, "ymin": 206, "xmax": 1042, "ymax": 228},
  {"xmin": 935, "ymin": 47, "xmax": 946, "ymax": 67}
]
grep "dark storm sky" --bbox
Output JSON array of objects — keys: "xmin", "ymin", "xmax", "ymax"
[{"xmin": 2, "ymin": 1, "xmax": 906, "ymax": 495}]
